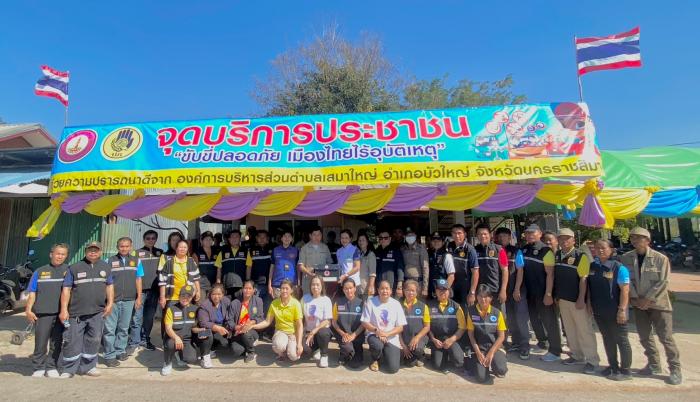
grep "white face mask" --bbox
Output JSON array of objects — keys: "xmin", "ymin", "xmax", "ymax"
[{"xmin": 406, "ymin": 236, "xmax": 417, "ymax": 245}]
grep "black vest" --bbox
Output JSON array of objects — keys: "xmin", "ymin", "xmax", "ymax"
[
  {"xmin": 522, "ymin": 241, "xmax": 550, "ymax": 298},
  {"xmin": 554, "ymin": 248, "xmax": 586, "ymax": 302},
  {"xmin": 467, "ymin": 304, "xmax": 502, "ymax": 349},
  {"xmin": 375, "ymin": 245, "xmax": 402, "ymax": 289},
  {"xmin": 67, "ymin": 258, "xmax": 111, "ymax": 317},
  {"xmin": 107, "ymin": 254, "xmax": 139, "ymax": 302},
  {"xmin": 196, "ymin": 247, "xmax": 218, "ymax": 292},
  {"xmin": 448, "ymin": 241, "xmax": 477, "ymax": 299},
  {"xmin": 137, "ymin": 246, "xmax": 163, "ymax": 290},
  {"xmin": 428, "ymin": 299, "xmax": 460, "ymax": 339},
  {"xmin": 475, "ymin": 243, "xmax": 502, "ymax": 294},
  {"xmin": 219, "ymin": 245, "xmax": 248, "ymax": 289},
  {"xmin": 31, "ymin": 264, "xmax": 68, "ymax": 315},
  {"xmin": 588, "ymin": 259, "xmax": 623, "ymax": 316},
  {"xmin": 503, "ymin": 244, "xmax": 520, "ymax": 294},
  {"xmin": 167, "ymin": 302, "xmax": 198, "ymax": 338},
  {"xmin": 249, "ymin": 245, "xmax": 271, "ymax": 285},
  {"xmin": 401, "ymin": 299, "xmax": 428, "ymax": 343},
  {"xmin": 159, "ymin": 256, "xmax": 200, "ymax": 299},
  {"xmin": 334, "ymin": 296, "xmax": 363, "ymax": 333},
  {"xmin": 428, "ymin": 248, "xmax": 448, "ymax": 283}
]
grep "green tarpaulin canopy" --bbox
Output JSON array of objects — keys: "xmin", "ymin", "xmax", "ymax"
[{"xmin": 601, "ymin": 146, "xmax": 700, "ymax": 188}]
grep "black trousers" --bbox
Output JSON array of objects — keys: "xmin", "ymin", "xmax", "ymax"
[
  {"xmin": 401, "ymin": 335, "xmax": 429, "ymax": 363},
  {"xmin": 367, "ymin": 335, "xmax": 401, "ymax": 374},
  {"xmin": 594, "ymin": 313, "xmax": 632, "ymax": 371},
  {"xmin": 31, "ymin": 314, "xmax": 63, "ymax": 371},
  {"xmin": 197, "ymin": 332, "xmax": 228, "ymax": 356},
  {"xmin": 302, "ymin": 327, "xmax": 332, "ymax": 357},
  {"xmin": 466, "ymin": 348, "xmax": 507, "ymax": 383},
  {"xmin": 163, "ymin": 336, "xmax": 199, "ymax": 365},
  {"xmin": 230, "ymin": 330, "xmax": 259, "ymax": 357},
  {"xmin": 527, "ymin": 295, "xmax": 562, "ymax": 355},
  {"xmin": 337, "ymin": 333, "xmax": 364, "ymax": 367},
  {"xmin": 633, "ymin": 308, "xmax": 681, "ymax": 371},
  {"xmin": 431, "ymin": 338, "xmax": 464, "ymax": 370}
]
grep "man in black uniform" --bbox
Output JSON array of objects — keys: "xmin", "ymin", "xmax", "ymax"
[
  {"xmin": 25, "ymin": 243, "xmax": 69, "ymax": 378},
  {"xmin": 447, "ymin": 224, "xmax": 479, "ymax": 306},
  {"xmin": 428, "ymin": 232, "xmax": 455, "ymax": 298},
  {"xmin": 474, "ymin": 224, "xmax": 508, "ymax": 308},
  {"xmin": 248, "ymin": 230, "xmax": 272, "ymax": 312},
  {"xmin": 58, "ymin": 242, "xmax": 114, "ymax": 377},
  {"xmin": 129, "ymin": 230, "xmax": 163, "ymax": 352},
  {"xmin": 374, "ymin": 230, "xmax": 405, "ymax": 297},
  {"xmin": 215, "ymin": 229, "xmax": 250, "ymax": 299}
]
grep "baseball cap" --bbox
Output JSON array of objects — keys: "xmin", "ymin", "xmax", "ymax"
[
  {"xmin": 430, "ymin": 231, "xmax": 443, "ymax": 240},
  {"xmin": 630, "ymin": 227, "xmax": 651, "ymax": 239},
  {"xmin": 179, "ymin": 285, "xmax": 195, "ymax": 298},
  {"xmin": 524, "ymin": 224, "xmax": 541, "ymax": 233},
  {"xmin": 557, "ymin": 228, "xmax": 575, "ymax": 238},
  {"xmin": 435, "ymin": 278, "xmax": 449, "ymax": 290},
  {"xmin": 85, "ymin": 241, "xmax": 102, "ymax": 250}
]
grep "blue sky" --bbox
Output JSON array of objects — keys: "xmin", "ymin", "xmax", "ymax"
[{"xmin": 1, "ymin": 1, "xmax": 698, "ymax": 150}]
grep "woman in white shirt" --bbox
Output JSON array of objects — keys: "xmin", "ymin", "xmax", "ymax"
[
  {"xmin": 361, "ymin": 280, "xmax": 407, "ymax": 373},
  {"xmin": 302, "ymin": 275, "xmax": 333, "ymax": 368},
  {"xmin": 357, "ymin": 233, "xmax": 377, "ymax": 298}
]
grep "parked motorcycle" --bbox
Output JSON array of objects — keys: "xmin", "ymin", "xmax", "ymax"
[{"xmin": 0, "ymin": 251, "xmax": 35, "ymax": 313}]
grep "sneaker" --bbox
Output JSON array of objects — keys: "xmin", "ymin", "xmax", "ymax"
[
  {"xmin": 318, "ymin": 355, "xmax": 329, "ymax": 368},
  {"xmin": 415, "ymin": 359, "xmax": 424, "ymax": 367},
  {"xmin": 58, "ymin": 372, "xmax": 74, "ymax": 379},
  {"xmin": 104, "ymin": 359, "xmax": 120, "ymax": 368},
  {"xmin": 161, "ymin": 363, "xmax": 172, "ymax": 376},
  {"xmin": 210, "ymin": 350, "xmax": 217, "ymax": 359},
  {"xmin": 244, "ymin": 353, "xmax": 257, "ymax": 363},
  {"xmin": 117, "ymin": 353, "xmax": 129, "ymax": 361},
  {"xmin": 533, "ymin": 341, "xmax": 547, "ymax": 352},
  {"xmin": 600, "ymin": 366, "xmax": 617, "ymax": 377},
  {"xmin": 369, "ymin": 360, "xmax": 379, "ymax": 372},
  {"xmin": 46, "ymin": 369, "xmax": 60, "ymax": 378},
  {"xmin": 583, "ymin": 363, "xmax": 596, "ymax": 375},
  {"xmin": 541, "ymin": 352, "xmax": 561, "ymax": 362},
  {"xmin": 85, "ymin": 368, "xmax": 101, "ymax": 377},
  {"xmin": 173, "ymin": 355, "xmax": 188, "ymax": 368},
  {"xmin": 201, "ymin": 354, "xmax": 213, "ymax": 369},
  {"xmin": 313, "ymin": 350, "xmax": 321, "ymax": 361},
  {"xmin": 519, "ymin": 350, "xmax": 530, "ymax": 360},
  {"xmin": 31, "ymin": 370, "xmax": 46, "ymax": 378},
  {"xmin": 615, "ymin": 371, "xmax": 632, "ymax": 381},
  {"xmin": 125, "ymin": 345, "xmax": 137, "ymax": 356},
  {"xmin": 145, "ymin": 341, "xmax": 157, "ymax": 351},
  {"xmin": 506, "ymin": 344, "xmax": 519, "ymax": 353},
  {"xmin": 667, "ymin": 370, "xmax": 682, "ymax": 385},
  {"xmin": 638, "ymin": 364, "xmax": 662, "ymax": 376},
  {"xmin": 562, "ymin": 357, "xmax": 582, "ymax": 365}
]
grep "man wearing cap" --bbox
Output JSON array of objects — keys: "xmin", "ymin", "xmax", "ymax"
[
  {"xmin": 428, "ymin": 232, "xmax": 455, "ymax": 298},
  {"xmin": 522, "ymin": 224, "xmax": 561, "ymax": 362},
  {"xmin": 620, "ymin": 227, "xmax": 682, "ymax": 385},
  {"xmin": 474, "ymin": 224, "xmax": 509, "ymax": 308},
  {"xmin": 554, "ymin": 228, "xmax": 599, "ymax": 374},
  {"xmin": 102, "ymin": 237, "xmax": 143, "ymax": 367},
  {"xmin": 58, "ymin": 242, "xmax": 114, "ymax": 378},
  {"xmin": 447, "ymin": 224, "xmax": 479, "ymax": 306},
  {"xmin": 401, "ymin": 230, "xmax": 430, "ymax": 298}
]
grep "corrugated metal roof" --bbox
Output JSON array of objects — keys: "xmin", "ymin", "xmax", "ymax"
[
  {"xmin": 0, "ymin": 170, "xmax": 51, "ymax": 188},
  {"xmin": 0, "ymin": 123, "xmax": 43, "ymax": 139}
]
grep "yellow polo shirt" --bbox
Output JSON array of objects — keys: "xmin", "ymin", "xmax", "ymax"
[{"xmin": 267, "ymin": 297, "xmax": 303, "ymax": 334}]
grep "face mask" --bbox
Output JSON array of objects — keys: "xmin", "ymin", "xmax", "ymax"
[{"xmin": 406, "ymin": 236, "xmax": 416, "ymax": 245}]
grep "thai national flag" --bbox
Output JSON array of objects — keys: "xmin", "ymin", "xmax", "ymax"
[
  {"xmin": 34, "ymin": 65, "xmax": 69, "ymax": 106},
  {"xmin": 576, "ymin": 27, "xmax": 641, "ymax": 76}
]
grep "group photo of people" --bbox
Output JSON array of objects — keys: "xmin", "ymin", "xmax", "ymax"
[{"xmin": 24, "ymin": 222, "xmax": 683, "ymax": 385}]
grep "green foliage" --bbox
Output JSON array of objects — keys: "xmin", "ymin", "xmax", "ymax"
[{"xmin": 404, "ymin": 75, "xmax": 526, "ymax": 110}]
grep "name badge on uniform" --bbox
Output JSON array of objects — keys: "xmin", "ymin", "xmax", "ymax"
[
  {"xmin": 173, "ymin": 311, "xmax": 183, "ymax": 318},
  {"xmin": 387, "ymin": 251, "xmax": 393, "ymax": 258},
  {"xmin": 567, "ymin": 257, "xmax": 575, "ymax": 265},
  {"xmin": 40, "ymin": 271, "xmax": 51, "ymax": 278},
  {"xmin": 77, "ymin": 272, "xmax": 87, "ymax": 279},
  {"xmin": 488, "ymin": 250, "xmax": 495, "ymax": 257},
  {"xmin": 112, "ymin": 261, "xmax": 120, "ymax": 268},
  {"xmin": 603, "ymin": 271, "xmax": 614, "ymax": 279},
  {"xmin": 199, "ymin": 254, "xmax": 206, "ymax": 260},
  {"xmin": 238, "ymin": 252, "xmax": 245, "ymax": 257},
  {"xmin": 252, "ymin": 307, "xmax": 258, "ymax": 314},
  {"xmin": 431, "ymin": 307, "xmax": 438, "ymax": 313},
  {"xmin": 138, "ymin": 251, "xmax": 146, "ymax": 258},
  {"xmin": 338, "ymin": 305, "xmax": 346, "ymax": 311},
  {"xmin": 471, "ymin": 315, "xmax": 481, "ymax": 321}
]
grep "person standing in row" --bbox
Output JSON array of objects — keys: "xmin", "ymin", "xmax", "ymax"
[
  {"xmin": 494, "ymin": 227, "xmax": 530, "ymax": 360},
  {"xmin": 25, "ymin": 243, "xmax": 69, "ymax": 378},
  {"xmin": 337, "ymin": 230, "xmax": 361, "ymax": 293},
  {"xmin": 332, "ymin": 278, "xmax": 365, "ymax": 368},
  {"xmin": 554, "ymin": 228, "xmax": 598, "ymax": 374},
  {"xmin": 215, "ymin": 230, "xmax": 251, "ymax": 299},
  {"xmin": 474, "ymin": 224, "xmax": 508, "ymax": 308},
  {"xmin": 194, "ymin": 231, "xmax": 218, "ymax": 294},
  {"xmin": 103, "ymin": 237, "xmax": 143, "ymax": 367},
  {"xmin": 297, "ymin": 226, "xmax": 333, "ymax": 295},
  {"xmin": 129, "ymin": 230, "xmax": 163, "ymax": 352},
  {"xmin": 248, "ymin": 230, "xmax": 273, "ymax": 309},
  {"xmin": 466, "ymin": 285, "xmax": 508, "ymax": 384},
  {"xmin": 621, "ymin": 227, "xmax": 682, "ymax": 385},
  {"xmin": 522, "ymin": 224, "xmax": 561, "ymax": 362},
  {"xmin": 269, "ymin": 230, "xmax": 299, "ymax": 298},
  {"xmin": 59, "ymin": 242, "xmax": 114, "ymax": 378},
  {"xmin": 588, "ymin": 240, "xmax": 632, "ymax": 381},
  {"xmin": 356, "ymin": 233, "xmax": 376, "ymax": 298},
  {"xmin": 427, "ymin": 232, "xmax": 455, "ymax": 298},
  {"xmin": 448, "ymin": 224, "xmax": 479, "ymax": 306},
  {"xmin": 361, "ymin": 280, "xmax": 407, "ymax": 374},
  {"xmin": 399, "ymin": 280, "xmax": 430, "ymax": 367},
  {"xmin": 428, "ymin": 279, "xmax": 466, "ymax": 374},
  {"xmin": 227, "ymin": 281, "xmax": 264, "ymax": 363},
  {"xmin": 374, "ymin": 231, "xmax": 405, "ymax": 297},
  {"xmin": 159, "ymin": 240, "xmax": 201, "ymax": 310},
  {"xmin": 401, "ymin": 230, "xmax": 430, "ymax": 299}
]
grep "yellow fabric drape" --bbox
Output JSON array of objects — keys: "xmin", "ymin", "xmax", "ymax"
[
  {"xmin": 338, "ymin": 186, "xmax": 398, "ymax": 215},
  {"xmin": 536, "ymin": 182, "xmax": 585, "ymax": 210},
  {"xmin": 84, "ymin": 189, "xmax": 146, "ymax": 216},
  {"xmin": 251, "ymin": 190, "xmax": 309, "ymax": 216},
  {"xmin": 426, "ymin": 182, "xmax": 498, "ymax": 211},
  {"xmin": 598, "ymin": 188, "xmax": 655, "ymax": 219},
  {"xmin": 159, "ymin": 192, "xmax": 223, "ymax": 221},
  {"xmin": 26, "ymin": 194, "xmax": 68, "ymax": 238},
  {"xmin": 693, "ymin": 202, "xmax": 700, "ymax": 215}
]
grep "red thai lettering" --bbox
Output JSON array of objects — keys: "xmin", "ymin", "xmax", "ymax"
[
  {"xmin": 251, "ymin": 125, "xmax": 274, "ymax": 147},
  {"xmin": 275, "ymin": 124, "xmax": 292, "ymax": 146},
  {"xmin": 157, "ymin": 127, "xmax": 178, "ymax": 147},
  {"xmin": 203, "ymin": 125, "xmax": 227, "ymax": 147},
  {"xmin": 292, "ymin": 123, "xmax": 313, "ymax": 145},
  {"xmin": 178, "ymin": 126, "xmax": 202, "ymax": 146},
  {"xmin": 339, "ymin": 121, "xmax": 361, "ymax": 142},
  {"xmin": 418, "ymin": 117, "xmax": 442, "ymax": 139},
  {"xmin": 316, "ymin": 121, "xmax": 336, "ymax": 144},
  {"xmin": 376, "ymin": 120, "xmax": 399, "ymax": 141},
  {"xmin": 444, "ymin": 116, "xmax": 471, "ymax": 138},
  {"xmin": 397, "ymin": 119, "xmax": 418, "ymax": 140},
  {"xmin": 227, "ymin": 120, "xmax": 250, "ymax": 147}
]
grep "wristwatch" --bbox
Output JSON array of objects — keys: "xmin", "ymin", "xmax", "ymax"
[
  {"xmin": 546, "ymin": 292, "xmax": 552, "ymax": 297},
  {"xmin": 470, "ymin": 291, "xmax": 475, "ymax": 295}
]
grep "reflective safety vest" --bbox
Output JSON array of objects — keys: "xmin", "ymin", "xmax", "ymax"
[
  {"xmin": 196, "ymin": 248, "xmax": 217, "ymax": 292},
  {"xmin": 503, "ymin": 244, "xmax": 521, "ymax": 294},
  {"xmin": 467, "ymin": 304, "xmax": 502, "ymax": 350},
  {"xmin": 220, "ymin": 245, "xmax": 248, "ymax": 289},
  {"xmin": 447, "ymin": 241, "xmax": 478, "ymax": 302},
  {"xmin": 374, "ymin": 245, "xmax": 403, "ymax": 289},
  {"xmin": 428, "ymin": 247, "xmax": 448, "ymax": 283},
  {"xmin": 588, "ymin": 259, "xmax": 623, "ymax": 316},
  {"xmin": 475, "ymin": 243, "xmax": 502, "ymax": 294},
  {"xmin": 401, "ymin": 299, "xmax": 427, "ymax": 343},
  {"xmin": 554, "ymin": 248, "xmax": 585, "ymax": 302},
  {"xmin": 106, "ymin": 254, "xmax": 139, "ymax": 302},
  {"xmin": 168, "ymin": 302, "xmax": 198, "ymax": 338},
  {"xmin": 67, "ymin": 259, "xmax": 111, "ymax": 317},
  {"xmin": 522, "ymin": 241, "xmax": 550, "ymax": 298},
  {"xmin": 31, "ymin": 264, "xmax": 68, "ymax": 315},
  {"xmin": 249, "ymin": 245, "xmax": 272, "ymax": 286},
  {"xmin": 137, "ymin": 247, "xmax": 163, "ymax": 290},
  {"xmin": 334, "ymin": 296, "xmax": 363, "ymax": 333},
  {"xmin": 158, "ymin": 256, "xmax": 200, "ymax": 299},
  {"xmin": 428, "ymin": 299, "xmax": 460, "ymax": 339}
]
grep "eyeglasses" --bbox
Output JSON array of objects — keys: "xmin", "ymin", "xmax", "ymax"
[{"xmin": 379, "ymin": 236, "xmax": 390, "ymax": 240}]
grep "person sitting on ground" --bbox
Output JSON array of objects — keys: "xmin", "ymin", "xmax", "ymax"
[
  {"xmin": 250, "ymin": 279, "xmax": 304, "ymax": 362},
  {"xmin": 196, "ymin": 284, "xmax": 231, "ymax": 369},
  {"xmin": 428, "ymin": 278, "xmax": 466, "ymax": 374},
  {"xmin": 399, "ymin": 280, "xmax": 430, "ymax": 367},
  {"xmin": 227, "ymin": 280, "xmax": 265, "ymax": 363},
  {"xmin": 332, "ymin": 278, "xmax": 365, "ymax": 368},
  {"xmin": 301, "ymin": 275, "xmax": 333, "ymax": 368},
  {"xmin": 361, "ymin": 280, "xmax": 407, "ymax": 374},
  {"xmin": 161, "ymin": 285, "xmax": 201, "ymax": 376},
  {"xmin": 465, "ymin": 284, "xmax": 508, "ymax": 384}
]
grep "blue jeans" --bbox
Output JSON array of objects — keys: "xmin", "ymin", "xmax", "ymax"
[
  {"xmin": 129, "ymin": 290, "xmax": 158, "ymax": 346},
  {"xmin": 103, "ymin": 300, "xmax": 135, "ymax": 360}
]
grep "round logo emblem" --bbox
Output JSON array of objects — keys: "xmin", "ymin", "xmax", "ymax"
[
  {"xmin": 58, "ymin": 129, "xmax": 97, "ymax": 163},
  {"xmin": 448, "ymin": 307, "xmax": 455, "ymax": 313},
  {"xmin": 488, "ymin": 250, "xmax": 495, "ymax": 257},
  {"xmin": 567, "ymin": 257, "xmax": 575, "ymax": 265},
  {"xmin": 355, "ymin": 306, "xmax": 362, "ymax": 313},
  {"xmin": 188, "ymin": 311, "xmax": 196, "ymax": 318},
  {"xmin": 252, "ymin": 307, "xmax": 257, "ymax": 314},
  {"xmin": 533, "ymin": 250, "xmax": 539, "ymax": 256},
  {"xmin": 414, "ymin": 308, "xmax": 421, "ymax": 315},
  {"xmin": 101, "ymin": 126, "xmax": 143, "ymax": 161},
  {"xmin": 99, "ymin": 270, "xmax": 106, "ymax": 277},
  {"xmin": 324, "ymin": 270, "xmax": 330, "ymax": 277},
  {"xmin": 490, "ymin": 315, "xmax": 497, "ymax": 322}
]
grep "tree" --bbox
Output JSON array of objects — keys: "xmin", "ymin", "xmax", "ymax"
[{"xmin": 254, "ymin": 27, "xmax": 525, "ymax": 116}]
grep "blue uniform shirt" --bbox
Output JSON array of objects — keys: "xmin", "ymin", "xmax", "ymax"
[{"xmin": 270, "ymin": 245, "xmax": 299, "ymax": 287}]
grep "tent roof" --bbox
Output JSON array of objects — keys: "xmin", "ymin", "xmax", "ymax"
[{"xmin": 601, "ymin": 146, "xmax": 700, "ymax": 188}]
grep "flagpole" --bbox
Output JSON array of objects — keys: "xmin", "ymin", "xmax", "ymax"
[
  {"xmin": 575, "ymin": 36, "xmax": 584, "ymax": 102},
  {"xmin": 64, "ymin": 71, "xmax": 69, "ymax": 127}
]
